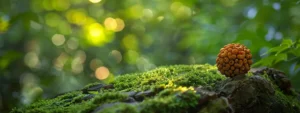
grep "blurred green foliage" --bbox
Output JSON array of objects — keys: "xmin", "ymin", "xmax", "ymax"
[{"xmin": 0, "ymin": 0, "xmax": 300, "ymax": 112}]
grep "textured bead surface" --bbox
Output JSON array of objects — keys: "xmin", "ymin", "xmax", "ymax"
[{"xmin": 216, "ymin": 43, "xmax": 252, "ymax": 77}]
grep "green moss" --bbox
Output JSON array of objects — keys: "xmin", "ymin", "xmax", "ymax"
[
  {"xmin": 112, "ymin": 64, "xmax": 225, "ymax": 92},
  {"xmin": 139, "ymin": 90, "xmax": 200, "ymax": 113},
  {"xmin": 98, "ymin": 103, "xmax": 138, "ymax": 113},
  {"xmin": 12, "ymin": 64, "xmax": 300, "ymax": 113},
  {"xmin": 91, "ymin": 92, "xmax": 127, "ymax": 105},
  {"xmin": 273, "ymin": 89, "xmax": 300, "ymax": 112},
  {"xmin": 82, "ymin": 82, "xmax": 102, "ymax": 90},
  {"xmin": 198, "ymin": 97, "xmax": 230, "ymax": 113}
]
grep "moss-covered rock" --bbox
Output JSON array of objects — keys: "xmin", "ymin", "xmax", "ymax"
[{"xmin": 11, "ymin": 64, "xmax": 300, "ymax": 113}]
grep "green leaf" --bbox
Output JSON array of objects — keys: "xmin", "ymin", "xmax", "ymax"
[
  {"xmin": 290, "ymin": 47, "xmax": 300, "ymax": 57},
  {"xmin": 252, "ymin": 56, "xmax": 274, "ymax": 67},
  {"xmin": 265, "ymin": 46, "xmax": 282, "ymax": 55},
  {"xmin": 274, "ymin": 53, "xmax": 287, "ymax": 64},
  {"xmin": 275, "ymin": 39, "xmax": 294, "ymax": 55},
  {"xmin": 275, "ymin": 45, "xmax": 290, "ymax": 56},
  {"xmin": 261, "ymin": 46, "xmax": 288, "ymax": 56},
  {"xmin": 264, "ymin": 39, "xmax": 294, "ymax": 56},
  {"xmin": 280, "ymin": 39, "xmax": 293, "ymax": 47},
  {"xmin": 253, "ymin": 53, "xmax": 287, "ymax": 67}
]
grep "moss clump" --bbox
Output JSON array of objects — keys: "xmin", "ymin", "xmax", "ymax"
[
  {"xmin": 272, "ymin": 90, "xmax": 300, "ymax": 113},
  {"xmin": 139, "ymin": 90, "xmax": 200, "ymax": 113},
  {"xmin": 99, "ymin": 103, "xmax": 139, "ymax": 113},
  {"xmin": 11, "ymin": 64, "xmax": 300, "ymax": 113},
  {"xmin": 112, "ymin": 64, "xmax": 225, "ymax": 92}
]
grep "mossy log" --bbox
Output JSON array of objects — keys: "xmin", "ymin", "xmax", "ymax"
[{"xmin": 11, "ymin": 64, "xmax": 300, "ymax": 113}]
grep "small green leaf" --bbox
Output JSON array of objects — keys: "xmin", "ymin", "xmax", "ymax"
[
  {"xmin": 261, "ymin": 46, "xmax": 281, "ymax": 56},
  {"xmin": 274, "ymin": 53, "xmax": 287, "ymax": 64},
  {"xmin": 275, "ymin": 46, "xmax": 289, "ymax": 56},
  {"xmin": 253, "ymin": 53, "xmax": 287, "ymax": 67},
  {"xmin": 280, "ymin": 39, "xmax": 293, "ymax": 47},
  {"xmin": 252, "ymin": 56, "xmax": 274, "ymax": 67}
]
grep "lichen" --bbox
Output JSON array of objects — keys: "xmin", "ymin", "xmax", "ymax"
[{"xmin": 11, "ymin": 64, "xmax": 300, "ymax": 113}]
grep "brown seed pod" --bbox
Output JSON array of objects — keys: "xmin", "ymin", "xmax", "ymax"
[{"xmin": 216, "ymin": 43, "xmax": 252, "ymax": 77}]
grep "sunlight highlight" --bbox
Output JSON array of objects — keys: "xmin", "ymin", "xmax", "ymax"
[
  {"xmin": 104, "ymin": 17, "xmax": 117, "ymax": 31},
  {"xmin": 86, "ymin": 23, "xmax": 106, "ymax": 46},
  {"xmin": 115, "ymin": 18, "xmax": 125, "ymax": 32},
  {"xmin": 89, "ymin": 0, "xmax": 101, "ymax": 3},
  {"xmin": 95, "ymin": 66, "xmax": 110, "ymax": 80},
  {"xmin": 104, "ymin": 17, "xmax": 125, "ymax": 32}
]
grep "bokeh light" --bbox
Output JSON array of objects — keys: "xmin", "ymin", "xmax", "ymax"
[
  {"xmin": 104, "ymin": 17, "xmax": 125, "ymax": 32},
  {"xmin": 58, "ymin": 21, "xmax": 72, "ymax": 35},
  {"xmin": 71, "ymin": 60, "xmax": 83, "ymax": 74},
  {"xmin": 124, "ymin": 50, "xmax": 139, "ymax": 64},
  {"xmin": 141, "ymin": 9, "xmax": 154, "ymax": 21},
  {"xmin": 54, "ymin": 52, "xmax": 68, "ymax": 70},
  {"xmin": 95, "ymin": 66, "xmax": 110, "ymax": 80},
  {"xmin": 2, "ymin": 0, "xmax": 300, "ymax": 112},
  {"xmin": 109, "ymin": 50, "xmax": 122, "ymax": 63},
  {"xmin": 115, "ymin": 18, "xmax": 125, "ymax": 32},
  {"xmin": 66, "ymin": 38, "xmax": 79, "ymax": 50},
  {"xmin": 128, "ymin": 4, "xmax": 143, "ymax": 19},
  {"xmin": 104, "ymin": 17, "xmax": 117, "ymax": 31},
  {"xmin": 246, "ymin": 7, "xmax": 257, "ymax": 19},
  {"xmin": 45, "ymin": 13, "xmax": 62, "ymax": 27},
  {"xmin": 157, "ymin": 16, "xmax": 164, "ymax": 22},
  {"xmin": 85, "ymin": 23, "xmax": 113, "ymax": 46},
  {"xmin": 20, "ymin": 73, "xmax": 43, "ymax": 105},
  {"xmin": 122, "ymin": 34, "xmax": 138, "ymax": 50},
  {"xmin": 89, "ymin": 0, "xmax": 102, "ymax": 3},
  {"xmin": 24, "ymin": 52, "xmax": 40, "ymax": 69},
  {"xmin": 40, "ymin": 0, "xmax": 70, "ymax": 11},
  {"xmin": 0, "ymin": 15, "xmax": 9, "ymax": 33},
  {"xmin": 170, "ymin": 2, "xmax": 192, "ymax": 18},
  {"xmin": 66, "ymin": 9, "xmax": 87, "ymax": 25},
  {"xmin": 273, "ymin": 3, "xmax": 281, "ymax": 11},
  {"xmin": 53, "ymin": 0, "xmax": 70, "ymax": 11},
  {"xmin": 89, "ymin": 23, "xmax": 104, "ymax": 38},
  {"xmin": 90, "ymin": 59, "xmax": 103, "ymax": 71},
  {"xmin": 72, "ymin": 50, "xmax": 86, "ymax": 74},
  {"xmin": 51, "ymin": 34, "xmax": 65, "ymax": 46},
  {"xmin": 136, "ymin": 57, "xmax": 156, "ymax": 71}
]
